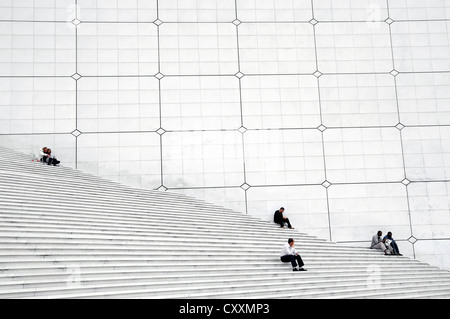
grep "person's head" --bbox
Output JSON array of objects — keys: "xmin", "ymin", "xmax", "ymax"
[
  {"xmin": 288, "ymin": 238, "xmax": 294, "ymax": 247},
  {"xmin": 387, "ymin": 232, "xmax": 392, "ymax": 238},
  {"xmin": 377, "ymin": 230, "xmax": 382, "ymax": 236},
  {"xmin": 279, "ymin": 207, "xmax": 285, "ymax": 213},
  {"xmin": 43, "ymin": 147, "xmax": 47, "ymax": 152},
  {"xmin": 47, "ymin": 149, "xmax": 51, "ymax": 155}
]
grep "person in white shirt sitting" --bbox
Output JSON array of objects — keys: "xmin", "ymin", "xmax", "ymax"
[
  {"xmin": 280, "ymin": 238, "xmax": 307, "ymax": 271},
  {"xmin": 40, "ymin": 147, "xmax": 49, "ymax": 164},
  {"xmin": 371, "ymin": 230, "xmax": 393, "ymax": 255}
]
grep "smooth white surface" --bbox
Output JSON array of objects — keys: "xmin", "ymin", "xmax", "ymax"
[
  {"xmin": 159, "ymin": 23, "xmax": 238, "ymax": 75},
  {"xmin": 0, "ymin": 0, "xmax": 450, "ymax": 271},
  {"xmin": 161, "ymin": 76, "xmax": 241, "ymax": 130},
  {"xmin": 77, "ymin": 76, "xmax": 160, "ymax": 132},
  {"xmin": 241, "ymin": 75, "xmax": 321, "ymax": 129}
]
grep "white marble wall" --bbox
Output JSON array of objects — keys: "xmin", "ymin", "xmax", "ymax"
[{"xmin": 1, "ymin": 0, "xmax": 450, "ymax": 270}]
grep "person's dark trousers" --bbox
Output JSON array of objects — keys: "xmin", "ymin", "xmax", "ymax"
[
  {"xmin": 277, "ymin": 218, "xmax": 292, "ymax": 228},
  {"xmin": 47, "ymin": 158, "xmax": 60, "ymax": 166},
  {"xmin": 281, "ymin": 255, "xmax": 304, "ymax": 268},
  {"xmin": 284, "ymin": 218, "xmax": 292, "ymax": 228},
  {"xmin": 391, "ymin": 240, "xmax": 400, "ymax": 255}
]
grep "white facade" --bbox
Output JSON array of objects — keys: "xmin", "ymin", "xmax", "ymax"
[{"xmin": 0, "ymin": 0, "xmax": 449, "ymax": 270}]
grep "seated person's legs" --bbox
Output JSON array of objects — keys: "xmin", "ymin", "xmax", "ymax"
[
  {"xmin": 51, "ymin": 157, "xmax": 60, "ymax": 165},
  {"xmin": 285, "ymin": 218, "xmax": 293, "ymax": 229},
  {"xmin": 281, "ymin": 255, "xmax": 305, "ymax": 271},
  {"xmin": 294, "ymin": 255, "xmax": 304, "ymax": 268},
  {"xmin": 280, "ymin": 255, "xmax": 297, "ymax": 268},
  {"xmin": 373, "ymin": 242, "xmax": 386, "ymax": 251},
  {"xmin": 391, "ymin": 241, "xmax": 401, "ymax": 255}
]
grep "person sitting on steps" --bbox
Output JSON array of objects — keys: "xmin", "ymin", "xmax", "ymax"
[
  {"xmin": 274, "ymin": 207, "xmax": 294, "ymax": 229},
  {"xmin": 280, "ymin": 238, "xmax": 307, "ymax": 271},
  {"xmin": 371, "ymin": 230, "xmax": 393, "ymax": 255},
  {"xmin": 383, "ymin": 231, "xmax": 402, "ymax": 256},
  {"xmin": 40, "ymin": 147, "xmax": 49, "ymax": 164},
  {"xmin": 45, "ymin": 148, "xmax": 60, "ymax": 166}
]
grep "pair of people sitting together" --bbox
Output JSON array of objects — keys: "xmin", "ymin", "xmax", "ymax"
[
  {"xmin": 40, "ymin": 147, "xmax": 60, "ymax": 166},
  {"xmin": 371, "ymin": 231, "xmax": 402, "ymax": 256}
]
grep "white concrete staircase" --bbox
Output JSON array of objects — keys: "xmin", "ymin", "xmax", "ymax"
[{"xmin": 1, "ymin": 146, "xmax": 450, "ymax": 299}]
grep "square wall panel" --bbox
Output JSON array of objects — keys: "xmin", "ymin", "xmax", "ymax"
[
  {"xmin": 160, "ymin": 76, "xmax": 241, "ymax": 131},
  {"xmin": 392, "ymin": 21, "xmax": 450, "ymax": 72},
  {"xmin": 0, "ymin": 22, "xmax": 76, "ymax": 76},
  {"xmin": 77, "ymin": 132, "xmax": 161, "ymax": 189},
  {"xmin": 236, "ymin": 0, "xmax": 313, "ymax": 22},
  {"xmin": 320, "ymin": 74, "xmax": 398, "ymax": 127},
  {"xmin": 159, "ymin": 23, "xmax": 238, "ymax": 75},
  {"xmin": 78, "ymin": 0, "xmax": 157, "ymax": 22},
  {"xmin": 389, "ymin": 0, "xmax": 450, "ymax": 21},
  {"xmin": 0, "ymin": 0, "xmax": 76, "ymax": 21},
  {"xmin": 315, "ymin": 22, "xmax": 392, "ymax": 73},
  {"xmin": 403, "ymin": 127, "xmax": 450, "ymax": 181},
  {"xmin": 77, "ymin": 76, "xmax": 160, "ymax": 133},
  {"xmin": 244, "ymin": 129, "xmax": 325, "ymax": 186},
  {"xmin": 397, "ymin": 73, "xmax": 450, "ymax": 126},
  {"xmin": 313, "ymin": 0, "xmax": 389, "ymax": 22},
  {"xmin": 0, "ymin": 77, "xmax": 76, "ymax": 134},
  {"xmin": 323, "ymin": 128, "xmax": 405, "ymax": 183},
  {"xmin": 162, "ymin": 131, "xmax": 244, "ymax": 188},
  {"xmin": 77, "ymin": 22, "xmax": 159, "ymax": 76},
  {"xmin": 408, "ymin": 182, "xmax": 450, "ymax": 239},
  {"xmin": 0, "ymin": 133, "xmax": 76, "ymax": 168},
  {"xmin": 238, "ymin": 23, "xmax": 316, "ymax": 75},
  {"xmin": 159, "ymin": 0, "xmax": 236, "ymax": 22},
  {"xmin": 246, "ymin": 185, "xmax": 330, "ymax": 240},
  {"xmin": 240, "ymin": 75, "xmax": 321, "ymax": 129},
  {"xmin": 328, "ymin": 183, "xmax": 411, "ymax": 242}
]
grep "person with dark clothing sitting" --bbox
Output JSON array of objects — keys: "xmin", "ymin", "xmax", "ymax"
[
  {"xmin": 46, "ymin": 148, "xmax": 60, "ymax": 166},
  {"xmin": 383, "ymin": 231, "xmax": 402, "ymax": 256},
  {"xmin": 40, "ymin": 147, "xmax": 49, "ymax": 164},
  {"xmin": 274, "ymin": 207, "xmax": 294, "ymax": 229}
]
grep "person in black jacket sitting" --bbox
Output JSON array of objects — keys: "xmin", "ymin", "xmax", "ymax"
[
  {"xmin": 46, "ymin": 149, "xmax": 60, "ymax": 166},
  {"xmin": 274, "ymin": 207, "xmax": 294, "ymax": 229}
]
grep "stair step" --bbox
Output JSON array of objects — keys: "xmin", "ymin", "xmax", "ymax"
[
  {"xmin": 0, "ymin": 229, "xmax": 382, "ymax": 254},
  {"xmin": 0, "ymin": 211, "xmax": 311, "ymax": 240},
  {"xmin": 10, "ymin": 280, "xmax": 450, "ymax": 299},
  {"xmin": 0, "ymin": 261, "xmax": 436, "ymax": 275},
  {"xmin": 2, "ymin": 275, "xmax": 449, "ymax": 299}
]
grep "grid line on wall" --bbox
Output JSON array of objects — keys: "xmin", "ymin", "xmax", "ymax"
[{"xmin": 385, "ymin": 0, "xmax": 416, "ymax": 257}]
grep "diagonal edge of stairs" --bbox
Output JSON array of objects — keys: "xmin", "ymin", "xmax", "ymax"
[{"xmin": 0, "ymin": 146, "xmax": 449, "ymax": 299}]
